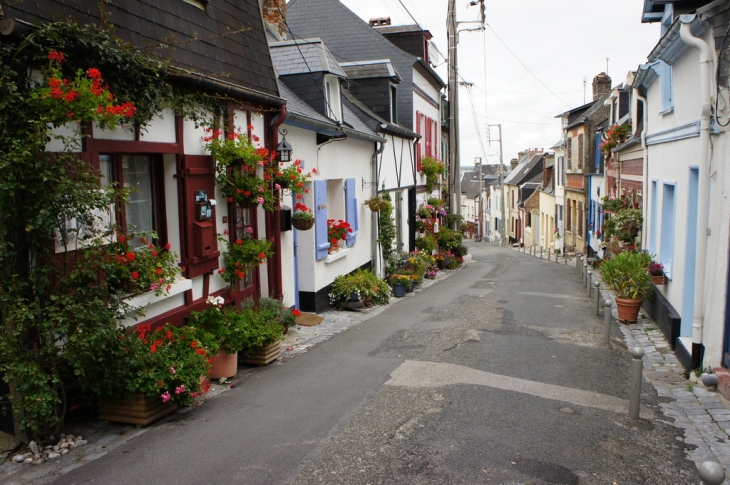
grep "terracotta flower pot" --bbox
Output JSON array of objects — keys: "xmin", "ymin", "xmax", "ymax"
[
  {"xmin": 650, "ymin": 274, "xmax": 666, "ymax": 285},
  {"xmin": 615, "ymin": 297, "xmax": 643, "ymax": 323},
  {"xmin": 209, "ymin": 349, "xmax": 238, "ymax": 379}
]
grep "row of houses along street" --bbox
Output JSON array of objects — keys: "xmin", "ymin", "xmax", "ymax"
[
  {"xmin": 462, "ymin": 0, "xmax": 730, "ymax": 392},
  {"xmin": 3, "ymin": 0, "xmax": 730, "ymax": 482}
]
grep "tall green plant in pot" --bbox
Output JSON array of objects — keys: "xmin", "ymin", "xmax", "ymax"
[{"xmin": 600, "ymin": 251, "xmax": 654, "ymax": 323}]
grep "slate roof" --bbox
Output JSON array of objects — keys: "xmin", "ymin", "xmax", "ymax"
[
  {"xmin": 269, "ymin": 39, "xmax": 347, "ymax": 77},
  {"xmin": 373, "ymin": 24, "xmax": 425, "ymax": 35},
  {"xmin": 288, "ymin": 0, "xmax": 446, "ymax": 130},
  {"xmin": 341, "ymin": 89, "xmax": 418, "ymax": 139},
  {"xmin": 339, "ymin": 60, "xmax": 402, "ymax": 82},
  {"xmin": 503, "ymin": 153, "xmax": 544, "ymax": 186},
  {"xmin": 566, "ymin": 91, "xmax": 612, "ymax": 129},
  {"xmin": 4, "ymin": 0, "xmax": 280, "ymax": 100},
  {"xmin": 277, "ymin": 80, "xmax": 383, "ymax": 143}
]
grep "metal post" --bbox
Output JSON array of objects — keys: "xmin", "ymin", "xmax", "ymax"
[
  {"xmin": 698, "ymin": 461, "xmax": 726, "ymax": 485},
  {"xmin": 594, "ymin": 281, "xmax": 601, "ymax": 316},
  {"xmin": 578, "ymin": 254, "xmax": 583, "ymax": 275},
  {"xmin": 548, "ymin": 247, "xmax": 551, "ymax": 261},
  {"xmin": 586, "ymin": 270, "xmax": 592, "ymax": 295},
  {"xmin": 629, "ymin": 346, "xmax": 644, "ymax": 420},
  {"xmin": 603, "ymin": 300, "xmax": 612, "ymax": 346},
  {"xmin": 540, "ymin": 246, "xmax": 543, "ymax": 259}
]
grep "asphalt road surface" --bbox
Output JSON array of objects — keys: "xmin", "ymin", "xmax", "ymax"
[{"xmin": 50, "ymin": 242, "xmax": 699, "ymax": 485}]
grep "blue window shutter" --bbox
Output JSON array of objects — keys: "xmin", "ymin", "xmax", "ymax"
[
  {"xmin": 595, "ymin": 133, "xmax": 602, "ymax": 171},
  {"xmin": 345, "ymin": 178, "xmax": 358, "ymax": 247},
  {"xmin": 314, "ymin": 180, "xmax": 329, "ymax": 260}
]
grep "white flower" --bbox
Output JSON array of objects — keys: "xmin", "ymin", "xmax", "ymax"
[{"xmin": 206, "ymin": 295, "xmax": 225, "ymax": 307}]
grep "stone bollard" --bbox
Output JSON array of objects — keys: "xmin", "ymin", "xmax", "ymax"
[
  {"xmin": 603, "ymin": 300, "xmax": 612, "ymax": 347},
  {"xmin": 698, "ymin": 461, "xmax": 726, "ymax": 485},
  {"xmin": 629, "ymin": 346, "xmax": 644, "ymax": 420},
  {"xmin": 586, "ymin": 270, "xmax": 593, "ymax": 295},
  {"xmin": 594, "ymin": 281, "xmax": 601, "ymax": 316},
  {"xmin": 540, "ymin": 246, "xmax": 543, "ymax": 259}
]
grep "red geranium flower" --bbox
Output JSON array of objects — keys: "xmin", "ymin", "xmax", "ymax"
[
  {"xmin": 292, "ymin": 309, "xmax": 301, "ymax": 317},
  {"xmin": 126, "ymin": 252, "xmax": 136, "ymax": 262}
]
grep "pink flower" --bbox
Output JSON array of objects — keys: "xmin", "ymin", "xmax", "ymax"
[
  {"xmin": 275, "ymin": 183, "xmax": 281, "ymax": 190},
  {"xmin": 258, "ymin": 186, "xmax": 264, "ymax": 192},
  {"xmin": 257, "ymin": 197, "xmax": 264, "ymax": 204},
  {"xmin": 159, "ymin": 278, "xmax": 164, "ymax": 284},
  {"xmin": 257, "ymin": 161, "xmax": 264, "ymax": 167},
  {"xmin": 245, "ymin": 226, "xmax": 253, "ymax": 234},
  {"xmin": 161, "ymin": 391, "xmax": 171, "ymax": 403},
  {"xmin": 170, "ymin": 367, "xmax": 176, "ymax": 374},
  {"xmin": 175, "ymin": 385, "xmax": 186, "ymax": 395},
  {"xmin": 151, "ymin": 283, "xmax": 159, "ymax": 291}
]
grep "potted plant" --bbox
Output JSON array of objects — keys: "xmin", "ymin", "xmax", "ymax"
[
  {"xmin": 186, "ymin": 295, "xmax": 251, "ymax": 379},
  {"xmin": 420, "ymin": 156, "xmax": 446, "ymax": 192},
  {"xmin": 648, "ymin": 261, "xmax": 666, "ymax": 285},
  {"xmin": 238, "ymin": 302, "xmax": 285, "ymax": 365},
  {"xmin": 292, "ymin": 201, "xmax": 315, "ymax": 231},
  {"xmin": 273, "ymin": 159, "xmax": 315, "ymax": 194},
  {"xmin": 389, "ymin": 273, "xmax": 412, "ymax": 298},
  {"xmin": 327, "ymin": 219, "xmax": 352, "ymax": 253},
  {"xmin": 329, "ymin": 269, "xmax": 391, "ymax": 308},
  {"xmin": 600, "ymin": 251, "xmax": 655, "ymax": 323},
  {"xmin": 363, "ymin": 195, "xmax": 388, "ymax": 212},
  {"xmin": 217, "ymin": 232, "xmax": 273, "ymax": 286},
  {"xmin": 98, "ymin": 324, "xmax": 213, "ymax": 425}
]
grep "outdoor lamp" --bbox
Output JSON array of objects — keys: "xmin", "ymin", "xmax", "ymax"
[{"xmin": 276, "ymin": 129, "xmax": 293, "ymax": 163}]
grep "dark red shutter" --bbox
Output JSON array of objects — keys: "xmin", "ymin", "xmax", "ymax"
[{"xmin": 180, "ymin": 155, "xmax": 220, "ymax": 278}]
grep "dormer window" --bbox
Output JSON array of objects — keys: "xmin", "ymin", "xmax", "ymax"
[
  {"xmin": 390, "ymin": 85, "xmax": 398, "ymax": 124},
  {"xmin": 324, "ymin": 74, "xmax": 342, "ymax": 121}
]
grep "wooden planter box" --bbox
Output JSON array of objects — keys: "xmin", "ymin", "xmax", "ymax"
[
  {"xmin": 244, "ymin": 341, "xmax": 282, "ymax": 366},
  {"xmin": 99, "ymin": 393, "xmax": 177, "ymax": 426}
]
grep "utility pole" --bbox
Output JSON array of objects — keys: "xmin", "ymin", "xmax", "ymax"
[
  {"xmin": 475, "ymin": 157, "xmax": 482, "ymax": 240},
  {"xmin": 447, "ymin": 0, "xmax": 485, "ymax": 230},
  {"xmin": 447, "ymin": 0, "xmax": 460, "ymax": 228}
]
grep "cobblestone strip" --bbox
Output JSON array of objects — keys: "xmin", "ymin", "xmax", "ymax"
[{"xmin": 600, "ymin": 285, "xmax": 730, "ymax": 483}]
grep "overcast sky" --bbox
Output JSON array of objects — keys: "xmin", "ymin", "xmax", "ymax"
[{"xmin": 339, "ymin": 0, "xmax": 661, "ymax": 167}]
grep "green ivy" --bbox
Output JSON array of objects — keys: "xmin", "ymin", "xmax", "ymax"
[{"xmin": 377, "ymin": 190, "xmax": 398, "ymax": 274}]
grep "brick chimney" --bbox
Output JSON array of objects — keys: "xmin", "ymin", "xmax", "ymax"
[
  {"xmin": 510, "ymin": 158, "xmax": 519, "ymax": 171},
  {"xmin": 262, "ymin": 0, "xmax": 287, "ymax": 41},
  {"xmin": 592, "ymin": 72, "xmax": 611, "ymax": 101}
]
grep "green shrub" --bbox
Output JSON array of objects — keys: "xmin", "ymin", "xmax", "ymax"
[
  {"xmin": 436, "ymin": 227, "xmax": 462, "ymax": 252},
  {"xmin": 415, "ymin": 233, "xmax": 437, "ymax": 253},
  {"xmin": 600, "ymin": 251, "xmax": 654, "ymax": 300},
  {"xmin": 329, "ymin": 269, "xmax": 391, "ymax": 306}
]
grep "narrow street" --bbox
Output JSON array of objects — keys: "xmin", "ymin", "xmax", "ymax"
[{"xmin": 47, "ymin": 241, "xmax": 697, "ymax": 485}]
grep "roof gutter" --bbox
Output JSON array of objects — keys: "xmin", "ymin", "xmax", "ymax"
[
  {"xmin": 286, "ymin": 111, "xmax": 385, "ymax": 143},
  {"xmin": 169, "ymin": 67, "xmax": 285, "ymax": 108}
]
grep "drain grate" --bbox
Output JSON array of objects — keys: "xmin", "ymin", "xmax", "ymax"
[{"xmin": 645, "ymin": 371, "xmax": 686, "ymax": 383}]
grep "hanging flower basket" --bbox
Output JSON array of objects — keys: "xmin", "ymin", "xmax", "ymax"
[
  {"xmin": 292, "ymin": 217, "xmax": 314, "ymax": 231},
  {"xmin": 364, "ymin": 196, "xmax": 387, "ymax": 212}
]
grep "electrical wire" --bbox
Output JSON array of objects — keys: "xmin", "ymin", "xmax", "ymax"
[
  {"xmin": 462, "ymin": 83, "xmax": 488, "ymax": 160},
  {"xmin": 486, "ymin": 23, "xmax": 572, "ymax": 109}
]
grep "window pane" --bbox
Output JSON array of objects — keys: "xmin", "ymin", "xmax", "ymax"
[
  {"xmin": 99, "ymin": 155, "xmax": 113, "ymax": 186},
  {"xmin": 122, "ymin": 155, "xmax": 155, "ymax": 239}
]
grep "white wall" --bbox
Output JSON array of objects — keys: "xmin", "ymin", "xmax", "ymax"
[{"xmin": 283, "ymin": 123, "xmax": 374, "ymax": 298}]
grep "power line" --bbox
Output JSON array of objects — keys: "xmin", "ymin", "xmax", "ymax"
[{"xmin": 485, "ymin": 23, "xmax": 572, "ymax": 109}]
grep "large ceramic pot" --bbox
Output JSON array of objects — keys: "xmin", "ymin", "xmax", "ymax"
[
  {"xmin": 392, "ymin": 283, "xmax": 406, "ymax": 298},
  {"xmin": 209, "ymin": 350, "xmax": 238, "ymax": 379},
  {"xmin": 615, "ymin": 297, "xmax": 643, "ymax": 323}
]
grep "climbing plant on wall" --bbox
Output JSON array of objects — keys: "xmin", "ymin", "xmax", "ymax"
[{"xmin": 0, "ymin": 20, "xmax": 219, "ymax": 438}]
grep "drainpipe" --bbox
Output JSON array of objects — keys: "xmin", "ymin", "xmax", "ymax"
[
  {"xmin": 633, "ymin": 89, "xmax": 648, "ymax": 250},
  {"xmin": 372, "ymin": 140, "xmax": 386, "ymax": 277},
  {"xmin": 679, "ymin": 16, "xmax": 712, "ymax": 368},
  {"xmin": 270, "ymin": 104, "xmax": 288, "ymax": 300}
]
